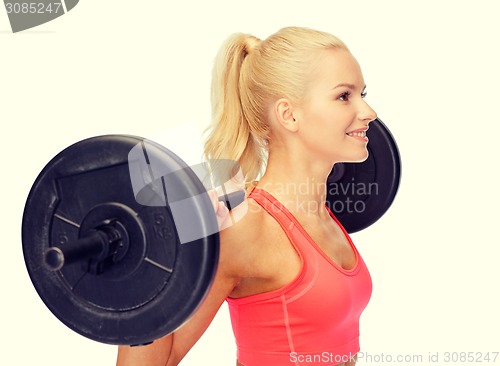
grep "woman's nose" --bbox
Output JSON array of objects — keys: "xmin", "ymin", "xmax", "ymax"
[{"xmin": 360, "ymin": 100, "xmax": 377, "ymax": 123}]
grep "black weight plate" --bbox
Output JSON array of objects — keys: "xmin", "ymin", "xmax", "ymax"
[
  {"xmin": 326, "ymin": 118, "xmax": 401, "ymax": 233},
  {"xmin": 22, "ymin": 135, "xmax": 219, "ymax": 345}
]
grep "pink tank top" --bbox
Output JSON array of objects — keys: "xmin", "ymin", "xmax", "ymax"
[{"xmin": 226, "ymin": 188, "xmax": 372, "ymax": 366}]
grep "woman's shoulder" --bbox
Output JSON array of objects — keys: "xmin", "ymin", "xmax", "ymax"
[
  {"xmin": 217, "ymin": 190, "xmax": 280, "ymax": 277},
  {"xmin": 219, "ymin": 195, "xmax": 267, "ymax": 248}
]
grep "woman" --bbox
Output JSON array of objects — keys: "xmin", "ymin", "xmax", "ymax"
[{"xmin": 117, "ymin": 26, "xmax": 376, "ymax": 366}]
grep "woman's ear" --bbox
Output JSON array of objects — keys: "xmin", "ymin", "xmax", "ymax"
[{"xmin": 274, "ymin": 98, "xmax": 299, "ymax": 133}]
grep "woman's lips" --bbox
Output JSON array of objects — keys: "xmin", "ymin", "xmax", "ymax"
[{"xmin": 346, "ymin": 128, "xmax": 369, "ymax": 142}]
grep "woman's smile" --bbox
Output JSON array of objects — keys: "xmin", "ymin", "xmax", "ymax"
[{"xmin": 346, "ymin": 127, "xmax": 369, "ymax": 142}]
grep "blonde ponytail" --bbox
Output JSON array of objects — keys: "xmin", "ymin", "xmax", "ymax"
[
  {"xmin": 204, "ymin": 33, "xmax": 265, "ymax": 183},
  {"xmin": 204, "ymin": 27, "xmax": 348, "ymax": 183}
]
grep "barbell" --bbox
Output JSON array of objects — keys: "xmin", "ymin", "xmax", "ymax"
[{"xmin": 21, "ymin": 118, "xmax": 401, "ymax": 346}]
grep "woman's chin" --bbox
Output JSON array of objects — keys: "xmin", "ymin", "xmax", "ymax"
[{"xmin": 341, "ymin": 150, "xmax": 369, "ymax": 164}]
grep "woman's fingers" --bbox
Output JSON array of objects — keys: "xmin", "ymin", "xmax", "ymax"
[{"xmin": 206, "ymin": 190, "xmax": 231, "ymax": 230}]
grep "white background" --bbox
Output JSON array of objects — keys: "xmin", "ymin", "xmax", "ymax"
[{"xmin": 1, "ymin": 1, "xmax": 500, "ymax": 365}]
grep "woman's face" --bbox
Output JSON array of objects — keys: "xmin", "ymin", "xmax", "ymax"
[{"xmin": 295, "ymin": 48, "xmax": 377, "ymax": 164}]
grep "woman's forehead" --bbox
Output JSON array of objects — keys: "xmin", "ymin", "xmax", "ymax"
[{"xmin": 311, "ymin": 48, "xmax": 365, "ymax": 90}]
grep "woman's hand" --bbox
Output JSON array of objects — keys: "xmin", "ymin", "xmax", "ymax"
[{"xmin": 207, "ymin": 189, "xmax": 231, "ymax": 230}]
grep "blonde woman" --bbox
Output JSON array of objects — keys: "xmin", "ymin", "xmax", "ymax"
[{"xmin": 117, "ymin": 26, "xmax": 377, "ymax": 366}]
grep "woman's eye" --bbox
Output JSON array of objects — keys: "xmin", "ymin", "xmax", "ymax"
[
  {"xmin": 338, "ymin": 90, "xmax": 367, "ymax": 101},
  {"xmin": 338, "ymin": 92, "xmax": 350, "ymax": 101}
]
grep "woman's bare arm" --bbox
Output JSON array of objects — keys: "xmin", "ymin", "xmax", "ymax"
[
  {"xmin": 116, "ymin": 197, "xmax": 248, "ymax": 366},
  {"xmin": 116, "ymin": 265, "xmax": 239, "ymax": 365},
  {"xmin": 116, "ymin": 335, "xmax": 173, "ymax": 366}
]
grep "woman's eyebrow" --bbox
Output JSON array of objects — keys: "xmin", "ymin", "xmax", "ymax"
[{"xmin": 332, "ymin": 83, "xmax": 367, "ymax": 91}]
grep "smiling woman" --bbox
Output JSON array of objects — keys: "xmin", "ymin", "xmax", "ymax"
[
  {"xmin": 117, "ymin": 26, "xmax": 377, "ymax": 366},
  {"xmin": 290, "ymin": 47, "xmax": 376, "ymax": 165}
]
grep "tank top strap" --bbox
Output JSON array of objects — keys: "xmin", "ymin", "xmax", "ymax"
[{"xmin": 247, "ymin": 187, "xmax": 311, "ymax": 250}]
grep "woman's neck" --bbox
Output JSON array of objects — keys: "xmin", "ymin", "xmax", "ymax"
[{"xmin": 256, "ymin": 149, "xmax": 335, "ymax": 219}]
